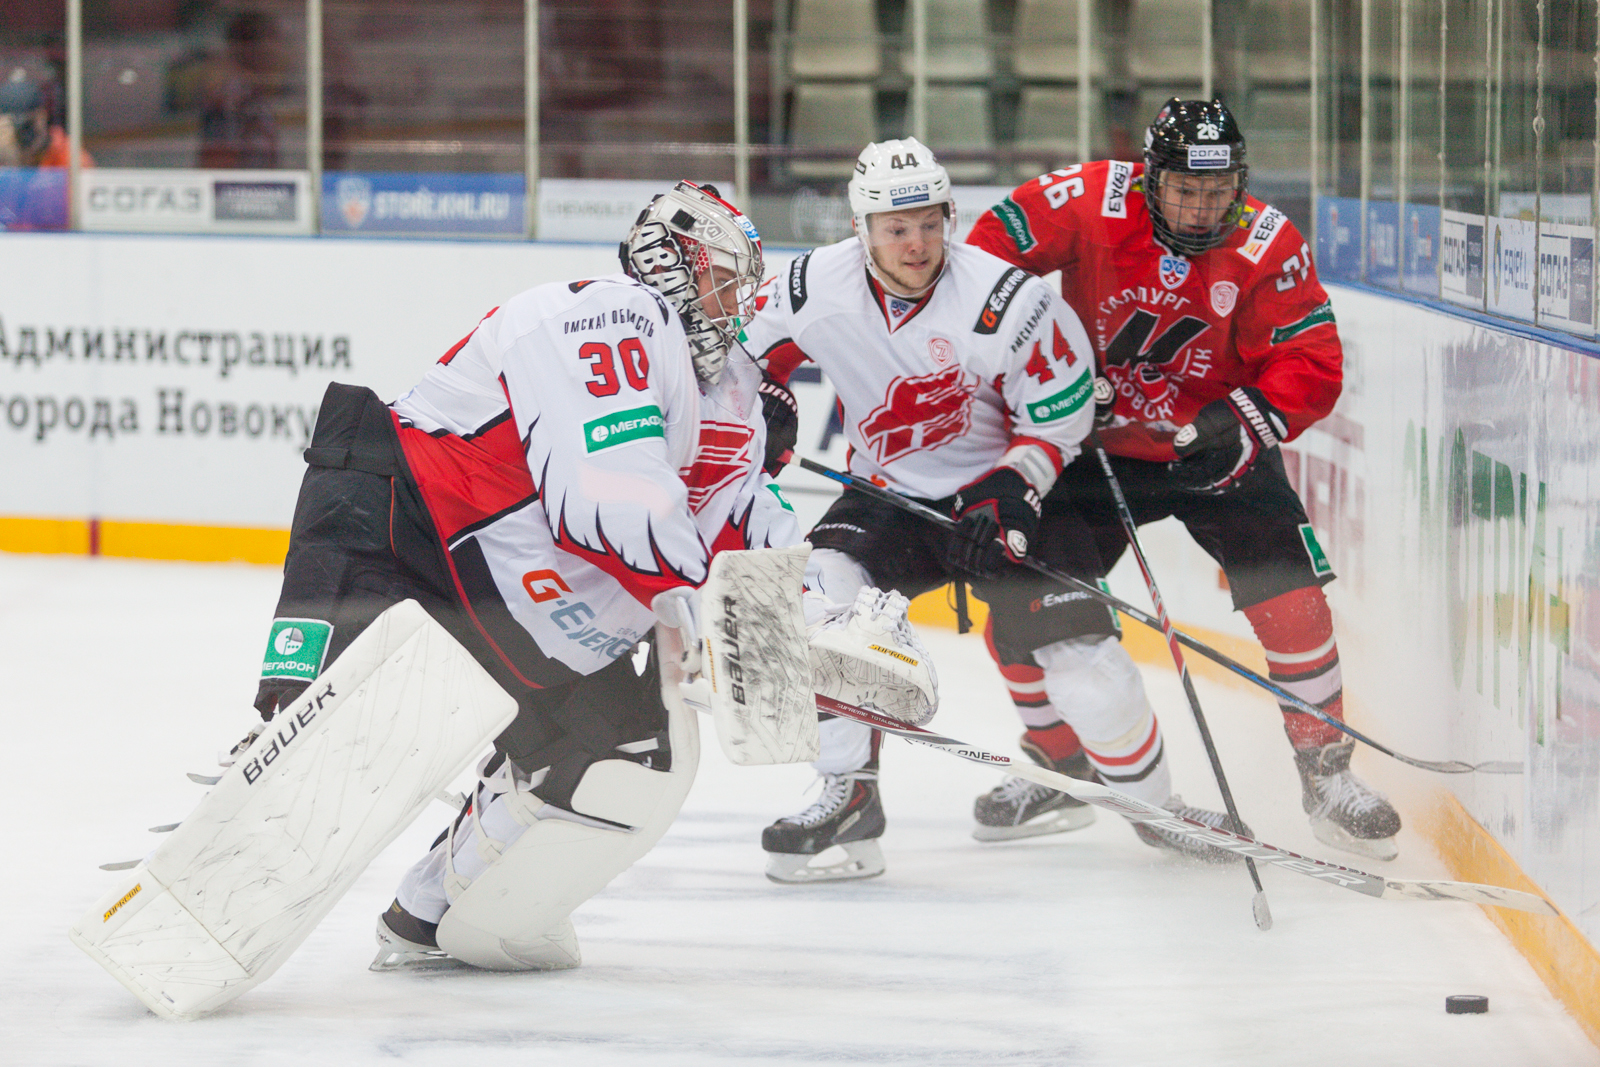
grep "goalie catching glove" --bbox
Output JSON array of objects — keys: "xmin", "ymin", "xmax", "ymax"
[
  {"xmin": 945, "ymin": 467, "xmax": 1041, "ymax": 579},
  {"xmin": 1168, "ymin": 386, "xmax": 1289, "ymax": 495},
  {"xmin": 808, "ymin": 587, "xmax": 938, "ymax": 726}
]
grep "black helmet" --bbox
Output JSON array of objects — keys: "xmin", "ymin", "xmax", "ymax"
[{"xmin": 1143, "ymin": 98, "xmax": 1248, "ymax": 256}]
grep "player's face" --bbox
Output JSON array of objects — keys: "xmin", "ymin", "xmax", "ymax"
[
  {"xmin": 1152, "ymin": 171, "xmax": 1240, "ymax": 236},
  {"xmin": 864, "ymin": 205, "xmax": 946, "ymax": 295},
  {"xmin": 696, "ymin": 264, "xmax": 741, "ymax": 322}
]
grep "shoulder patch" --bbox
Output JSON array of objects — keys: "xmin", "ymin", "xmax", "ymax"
[
  {"xmin": 973, "ymin": 267, "xmax": 1032, "ymax": 335},
  {"xmin": 788, "ymin": 250, "xmax": 814, "ymax": 313},
  {"xmin": 568, "ymin": 279, "xmax": 596, "ymax": 293},
  {"xmin": 1238, "ymin": 206, "xmax": 1288, "ymax": 264},
  {"xmin": 992, "ymin": 197, "xmax": 1038, "ymax": 253},
  {"xmin": 1270, "ymin": 299, "xmax": 1337, "ymax": 344},
  {"xmin": 1102, "ymin": 161, "xmax": 1133, "ymax": 218}
]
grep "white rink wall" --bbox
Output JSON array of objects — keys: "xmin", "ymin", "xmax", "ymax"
[
  {"xmin": 1, "ymin": 233, "xmax": 1595, "ymax": 962},
  {"xmin": 1315, "ymin": 285, "xmax": 1600, "ymax": 952}
]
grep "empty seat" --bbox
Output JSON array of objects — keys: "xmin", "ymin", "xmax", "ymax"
[
  {"xmin": 925, "ymin": 85, "xmax": 995, "ymax": 182},
  {"xmin": 791, "ymin": 0, "xmax": 882, "ymax": 79},
  {"xmin": 789, "ymin": 82, "xmax": 879, "ymax": 179},
  {"xmin": 1015, "ymin": 85, "xmax": 1085, "ymax": 172},
  {"xmin": 901, "ymin": 0, "xmax": 994, "ymax": 80},
  {"xmin": 1129, "ymin": 0, "xmax": 1206, "ymax": 83},
  {"xmin": 1242, "ymin": 0, "xmax": 1311, "ymax": 86},
  {"xmin": 1013, "ymin": 0, "xmax": 1104, "ymax": 82},
  {"xmin": 1245, "ymin": 88, "xmax": 1311, "ymax": 171}
]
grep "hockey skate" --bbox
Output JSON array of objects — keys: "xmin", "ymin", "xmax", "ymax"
[
  {"xmin": 1295, "ymin": 741, "xmax": 1402, "ymax": 861},
  {"xmin": 972, "ymin": 741, "xmax": 1096, "ymax": 841},
  {"xmin": 372, "ymin": 898, "xmax": 582, "ymax": 972},
  {"xmin": 762, "ymin": 769, "xmax": 886, "ymax": 883},
  {"xmin": 1131, "ymin": 796, "xmax": 1253, "ymax": 864},
  {"xmin": 371, "ymin": 900, "xmax": 455, "ymax": 971}
]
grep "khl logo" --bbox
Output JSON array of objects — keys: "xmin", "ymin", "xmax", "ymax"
[{"xmin": 1159, "ymin": 255, "xmax": 1191, "ymax": 289}]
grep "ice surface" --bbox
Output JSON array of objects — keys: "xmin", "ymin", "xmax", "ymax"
[{"xmin": 5, "ymin": 554, "xmax": 1596, "ymax": 1066}]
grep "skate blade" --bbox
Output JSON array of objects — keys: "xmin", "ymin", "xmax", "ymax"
[
  {"xmin": 370, "ymin": 915, "xmax": 460, "ymax": 972},
  {"xmin": 370, "ymin": 944, "xmax": 463, "ymax": 972},
  {"xmin": 973, "ymin": 804, "xmax": 1096, "ymax": 842},
  {"xmin": 765, "ymin": 839, "xmax": 886, "ymax": 884},
  {"xmin": 1310, "ymin": 818, "xmax": 1399, "ymax": 862}
]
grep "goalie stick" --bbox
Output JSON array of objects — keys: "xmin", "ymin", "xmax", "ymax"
[
  {"xmin": 1090, "ymin": 437, "xmax": 1270, "ymax": 931},
  {"xmin": 796, "ymin": 456, "xmax": 1516, "ymax": 777},
  {"xmin": 814, "ymin": 694, "xmax": 1557, "ymax": 916}
]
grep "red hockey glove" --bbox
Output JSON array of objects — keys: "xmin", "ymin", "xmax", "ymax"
[
  {"xmin": 946, "ymin": 467, "xmax": 1041, "ymax": 580},
  {"xmin": 1168, "ymin": 386, "xmax": 1289, "ymax": 495},
  {"xmin": 758, "ymin": 375, "xmax": 799, "ymax": 475}
]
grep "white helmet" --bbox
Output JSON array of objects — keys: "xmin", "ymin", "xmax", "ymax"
[
  {"xmin": 620, "ymin": 181, "xmax": 764, "ymax": 386},
  {"xmin": 847, "ymin": 138, "xmax": 955, "ymax": 298}
]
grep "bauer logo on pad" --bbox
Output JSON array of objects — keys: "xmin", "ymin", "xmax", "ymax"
[{"xmin": 261, "ymin": 618, "xmax": 333, "ymax": 681}]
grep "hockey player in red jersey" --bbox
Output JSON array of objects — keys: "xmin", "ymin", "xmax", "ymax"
[
  {"xmin": 965, "ymin": 98, "xmax": 1401, "ymax": 860},
  {"xmin": 744, "ymin": 138, "xmax": 1243, "ymax": 883}
]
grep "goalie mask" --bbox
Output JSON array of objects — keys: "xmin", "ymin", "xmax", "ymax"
[
  {"xmin": 848, "ymin": 138, "xmax": 955, "ymax": 299},
  {"xmin": 620, "ymin": 181, "xmax": 764, "ymax": 386},
  {"xmin": 1143, "ymin": 98, "xmax": 1249, "ymax": 256}
]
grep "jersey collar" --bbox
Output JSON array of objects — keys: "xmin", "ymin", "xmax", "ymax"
[{"xmin": 865, "ymin": 270, "xmax": 936, "ymax": 334}]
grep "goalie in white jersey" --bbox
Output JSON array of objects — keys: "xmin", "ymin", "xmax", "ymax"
[
  {"xmin": 217, "ymin": 181, "xmax": 937, "ymax": 978},
  {"xmin": 743, "ymin": 140, "xmax": 1235, "ymax": 882}
]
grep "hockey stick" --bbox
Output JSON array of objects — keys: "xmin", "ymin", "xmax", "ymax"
[
  {"xmin": 1088, "ymin": 438, "xmax": 1271, "ymax": 930},
  {"xmin": 795, "ymin": 456, "xmax": 1516, "ymax": 776},
  {"xmin": 814, "ymin": 694, "xmax": 1557, "ymax": 916}
]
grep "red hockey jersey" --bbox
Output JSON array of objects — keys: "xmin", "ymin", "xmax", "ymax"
[{"xmin": 966, "ymin": 160, "xmax": 1342, "ymax": 462}]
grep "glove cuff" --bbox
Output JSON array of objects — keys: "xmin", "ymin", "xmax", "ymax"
[{"xmin": 1227, "ymin": 387, "xmax": 1287, "ymax": 448}]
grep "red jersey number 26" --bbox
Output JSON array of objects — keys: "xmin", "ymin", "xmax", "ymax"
[{"xmin": 582, "ymin": 338, "xmax": 650, "ymax": 397}]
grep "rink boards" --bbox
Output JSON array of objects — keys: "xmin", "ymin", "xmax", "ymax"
[{"xmin": 1, "ymin": 232, "xmax": 1596, "ymax": 1036}]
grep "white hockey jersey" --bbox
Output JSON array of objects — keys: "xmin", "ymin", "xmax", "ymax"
[
  {"xmin": 391, "ymin": 273, "xmax": 799, "ymax": 680},
  {"xmin": 742, "ymin": 239, "xmax": 1095, "ymax": 500}
]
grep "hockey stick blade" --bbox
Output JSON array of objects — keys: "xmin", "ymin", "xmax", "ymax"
[
  {"xmin": 796, "ymin": 457, "xmax": 1515, "ymax": 777},
  {"xmin": 814, "ymin": 695, "xmax": 1557, "ymax": 917}
]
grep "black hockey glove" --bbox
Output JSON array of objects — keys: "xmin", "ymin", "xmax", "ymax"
[
  {"xmin": 758, "ymin": 375, "xmax": 799, "ymax": 475},
  {"xmin": 1092, "ymin": 376, "xmax": 1116, "ymax": 429},
  {"xmin": 945, "ymin": 467, "xmax": 1041, "ymax": 580},
  {"xmin": 1168, "ymin": 386, "xmax": 1289, "ymax": 495},
  {"xmin": 253, "ymin": 677, "xmax": 309, "ymax": 721}
]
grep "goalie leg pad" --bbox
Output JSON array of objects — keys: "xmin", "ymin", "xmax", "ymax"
[
  {"xmin": 69, "ymin": 600, "xmax": 517, "ymax": 1021},
  {"xmin": 432, "ymin": 651, "xmax": 701, "ymax": 971},
  {"xmin": 810, "ymin": 587, "xmax": 939, "ymax": 726},
  {"xmin": 700, "ymin": 544, "xmax": 820, "ymax": 766}
]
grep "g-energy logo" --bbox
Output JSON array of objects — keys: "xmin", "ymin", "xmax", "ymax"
[
  {"xmin": 974, "ymin": 268, "xmax": 1030, "ymax": 334},
  {"xmin": 789, "ymin": 250, "xmax": 813, "ymax": 312}
]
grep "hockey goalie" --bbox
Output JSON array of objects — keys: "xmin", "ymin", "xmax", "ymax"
[{"xmin": 69, "ymin": 182, "xmax": 937, "ymax": 1020}]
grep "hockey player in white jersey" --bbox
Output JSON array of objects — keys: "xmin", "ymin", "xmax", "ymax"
[{"xmin": 742, "ymin": 140, "xmax": 1239, "ymax": 882}]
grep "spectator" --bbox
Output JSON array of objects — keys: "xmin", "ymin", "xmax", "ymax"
[
  {"xmin": 0, "ymin": 77, "xmax": 92, "ymax": 230},
  {"xmin": 198, "ymin": 9, "xmax": 285, "ymax": 169}
]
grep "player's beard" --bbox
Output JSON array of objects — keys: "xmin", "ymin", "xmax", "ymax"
[{"xmin": 868, "ymin": 246, "xmax": 946, "ymax": 300}]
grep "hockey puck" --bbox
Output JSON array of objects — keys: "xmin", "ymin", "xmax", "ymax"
[{"xmin": 1446, "ymin": 995, "xmax": 1489, "ymax": 1014}]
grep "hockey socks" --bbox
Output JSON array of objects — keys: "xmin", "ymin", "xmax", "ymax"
[
  {"xmin": 1023, "ymin": 721, "xmax": 1084, "ymax": 763},
  {"xmin": 1242, "ymin": 586, "xmax": 1347, "ymax": 750}
]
